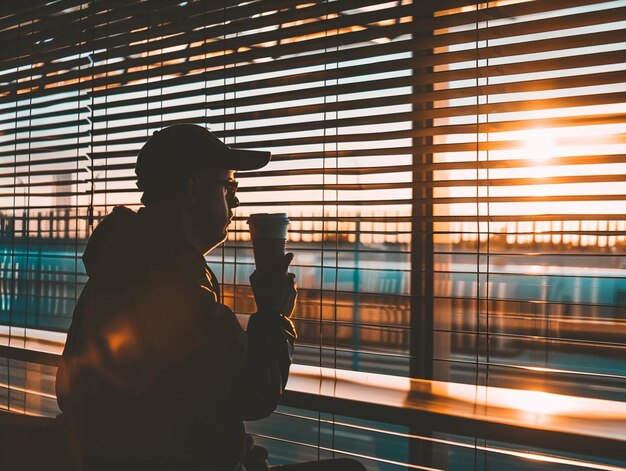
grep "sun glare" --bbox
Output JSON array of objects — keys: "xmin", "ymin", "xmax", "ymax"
[
  {"xmin": 440, "ymin": 382, "xmax": 626, "ymax": 419},
  {"xmin": 523, "ymin": 127, "xmax": 560, "ymax": 162}
]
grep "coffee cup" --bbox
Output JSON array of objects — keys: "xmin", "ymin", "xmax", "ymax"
[{"xmin": 247, "ymin": 213, "xmax": 290, "ymax": 271}]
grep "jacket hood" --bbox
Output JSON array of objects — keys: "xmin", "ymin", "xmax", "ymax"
[{"xmin": 83, "ymin": 206, "xmax": 155, "ymax": 285}]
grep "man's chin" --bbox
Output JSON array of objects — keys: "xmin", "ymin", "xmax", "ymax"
[{"xmin": 204, "ymin": 230, "xmax": 229, "ymax": 254}]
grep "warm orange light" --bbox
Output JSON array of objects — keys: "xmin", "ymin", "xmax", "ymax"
[
  {"xmin": 441, "ymin": 382, "xmax": 626, "ymax": 419},
  {"xmin": 523, "ymin": 127, "xmax": 559, "ymax": 162},
  {"xmin": 104, "ymin": 319, "xmax": 138, "ymax": 359}
]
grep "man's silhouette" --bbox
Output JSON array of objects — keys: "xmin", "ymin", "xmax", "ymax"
[{"xmin": 56, "ymin": 124, "xmax": 365, "ymax": 471}]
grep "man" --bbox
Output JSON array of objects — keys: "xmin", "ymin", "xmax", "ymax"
[
  {"xmin": 56, "ymin": 124, "xmax": 366, "ymax": 471},
  {"xmin": 56, "ymin": 124, "xmax": 297, "ymax": 470}
]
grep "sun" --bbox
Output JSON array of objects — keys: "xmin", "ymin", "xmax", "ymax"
[{"xmin": 523, "ymin": 127, "xmax": 560, "ymax": 162}]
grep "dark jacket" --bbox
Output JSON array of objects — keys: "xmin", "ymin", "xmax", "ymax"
[{"xmin": 56, "ymin": 206, "xmax": 296, "ymax": 471}]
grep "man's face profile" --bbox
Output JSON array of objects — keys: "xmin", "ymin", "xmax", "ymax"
[
  {"xmin": 134, "ymin": 124, "xmax": 268, "ymax": 255},
  {"xmin": 187, "ymin": 168, "xmax": 237, "ymax": 254}
]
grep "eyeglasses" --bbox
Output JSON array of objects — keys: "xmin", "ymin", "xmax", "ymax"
[{"xmin": 209, "ymin": 179, "xmax": 239, "ymax": 207}]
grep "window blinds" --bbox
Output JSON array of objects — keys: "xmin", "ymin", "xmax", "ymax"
[
  {"xmin": 428, "ymin": 0, "xmax": 626, "ymax": 402},
  {"xmin": 1, "ymin": 1, "xmax": 625, "ymax": 469}
]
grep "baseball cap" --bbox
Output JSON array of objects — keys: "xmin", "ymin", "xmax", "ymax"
[{"xmin": 135, "ymin": 124, "xmax": 271, "ymax": 193}]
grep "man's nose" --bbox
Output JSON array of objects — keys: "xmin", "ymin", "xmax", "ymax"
[{"xmin": 229, "ymin": 196, "xmax": 240, "ymax": 208}]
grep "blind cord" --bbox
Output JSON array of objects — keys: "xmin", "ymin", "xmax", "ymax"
[
  {"xmin": 232, "ymin": 3, "xmax": 239, "ymax": 324},
  {"xmin": 103, "ymin": 3, "xmax": 112, "ymax": 217},
  {"xmin": 221, "ymin": 0, "xmax": 227, "ymax": 305},
  {"xmin": 483, "ymin": 7, "xmax": 491, "ymax": 471},
  {"xmin": 331, "ymin": 2, "xmax": 341, "ymax": 460},
  {"xmin": 473, "ymin": 4, "xmax": 481, "ymax": 469},
  {"xmin": 87, "ymin": 2, "xmax": 96, "ymax": 235},
  {"xmin": 7, "ymin": 1, "xmax": 22, "ymax": 413},
  {"xmin": 74, "ymin": 0, "xmax": 85, "ymax": 353},
  {"xmin": 23, "ymin": 0, "xmax": 34, "ymax": 361}
]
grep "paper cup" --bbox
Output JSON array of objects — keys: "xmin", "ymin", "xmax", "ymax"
[{"xmin": 247, "ymin": 213, "xmax": 290, "ymax": 271}]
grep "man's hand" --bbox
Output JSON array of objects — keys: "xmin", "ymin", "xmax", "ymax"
[{"xmin": 250, "ymin": 253, "xmax": 297, "ymax": 317}]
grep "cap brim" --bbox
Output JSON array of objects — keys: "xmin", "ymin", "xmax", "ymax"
[{"xmin": 222, "ymin": 148, "xmax": 271, "ymax": 171}]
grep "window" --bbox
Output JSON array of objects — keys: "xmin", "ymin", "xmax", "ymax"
[{"xmin": 1, "ymin": 1, "xmax": 624, "ymax": 469}]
